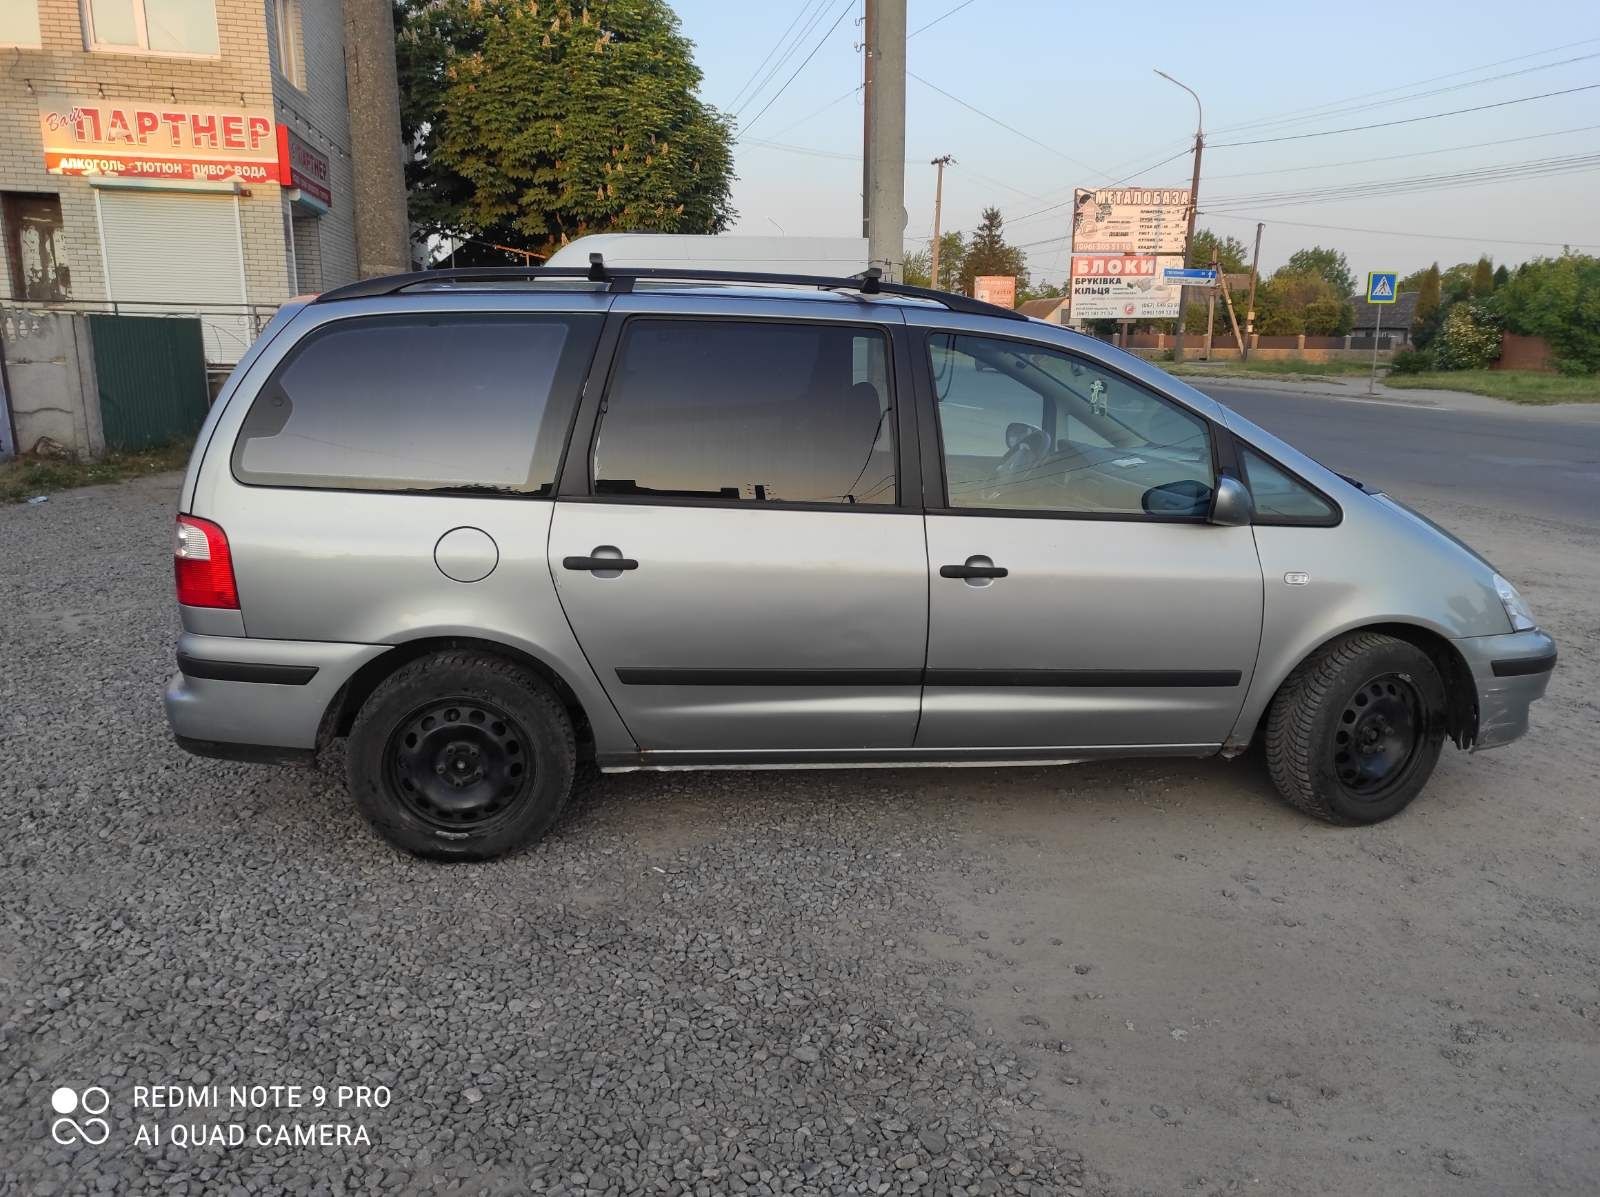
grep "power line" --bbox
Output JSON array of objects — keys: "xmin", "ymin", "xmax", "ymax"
[
  {"xmin": 908, "ymin": 70, "xmax": 1106, "ymax": 175},
  {"xmin": 1211, "ymin": 82, "xmax": 1600, "ymax": 147},
  {"xmin": 766, "ymin": 83, "xmax": 862, "ymax": 139},
  {"xmin": 1213, "ymin": 36, "xmax": 1600, "ymax": 135},
  {"xmin": 725, "ymin": 0, "xmax": 825, "ymax": 113},
  {"xmin": 1204, "ymin": 123, "xmax": 1600, "ymax": 181},
  {"xmin": 1004, "ymin": 147, "xmax": 1193, "ymax": 230},
  {"xmin": 1199, "ymin": 212, "xmax": 1600, "ymax": 250},
  {"xmin": 1204, "ymin": 151, "xmax": 1600, "ymax": 212},
  {"xmin": 739, "ymin": 0, "xmax": 856, "ymax": 135},
  {"xmin": 1089, "ymin": 38, "xmax": 1600, "ymax": 193},
  {"xmin": 741, "ymin": 137, "xmax": 1048, "ymax": 200},
  {"xmin": 734, "ymin": 0, "xmax": 837, "ymax": 120},
  {"xmin": 746, "ymin": 0, "xmax": 981, "ymax": 142},
  {"xmin": 909, "ymin": 0, "xmax": 978, "ymax": 37}
]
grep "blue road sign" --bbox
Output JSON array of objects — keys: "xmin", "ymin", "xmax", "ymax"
[
  {"xmin": 1163, "ymin": 267, "xmax": 1218, "ymax": 284},
  {"xmin": 1366, "ymin": 271, "xmax": 1398, "ymax": 304}
]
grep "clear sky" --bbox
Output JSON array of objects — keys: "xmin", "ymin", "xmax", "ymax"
[{"xmin": 670, "ymin": 0, "xmax": 1599, "ymax": 285}]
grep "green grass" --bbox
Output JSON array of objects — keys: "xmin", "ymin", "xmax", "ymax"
[
  {"xmin": 1384, "ymin": 370, "xmax": 1600, "ymax": 405},
  {"xmin": 1167, "ymin": 357, "xmax": 1376, "ymax": 380},
  {"xmin": 1, "ymin": 440, "xmax": 192, "ymax": 504}
]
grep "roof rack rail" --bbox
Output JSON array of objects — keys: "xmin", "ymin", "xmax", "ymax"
[{"xmin": 313, "ymin": 255, "xmax": 1027, "ymax": 321}]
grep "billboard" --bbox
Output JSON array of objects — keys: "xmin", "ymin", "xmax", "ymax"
[
  {"xmin": 1069, "ymin": 254, "xmax": 1183, "ymax": 321},
  {"xmin": 972, "ymin": 275, "xmax": 1016, "ymax": 308},
  {"xmin": 1070, "ymin": 188, "xmax": 1190, "ymax": 255},
  {"xmin": 39, "ymin": 97, "xmax": 280, "ymax": 184}
]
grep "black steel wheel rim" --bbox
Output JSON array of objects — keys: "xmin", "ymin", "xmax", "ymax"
[
  {"xmin": 1332, "ymin": 672, "xmax": 1422, "ymax": 800},
  {"xmin": 385, "ymin": 698, "xmax": 533, "ymax": 831}
]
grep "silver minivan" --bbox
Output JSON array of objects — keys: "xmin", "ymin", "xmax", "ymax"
[{"xmin": 165, "ymin": 263, "xmax": 1557, "ymax": 860}]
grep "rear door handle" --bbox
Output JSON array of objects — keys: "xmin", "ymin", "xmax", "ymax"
[
  {"xmin": 940, "ymin": 558, "xmax": 1008, "ymax": 580},
  {"xmin": 563, "ymin": 548, "xmax": 638, "ymax": 572}
]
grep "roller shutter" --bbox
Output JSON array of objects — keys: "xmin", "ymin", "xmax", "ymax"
[{"xmin": 96, "ymin": 189, "xmax": 251, "ymax": 365}]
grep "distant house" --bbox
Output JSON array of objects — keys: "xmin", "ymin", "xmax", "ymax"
[
  {"xmin": 1348, "ymin": 290, "xmax": 1419, "ymax": 347},
  {"xmin": 1018, "ymin": 296, "xmax": 1069, "ymax": 323}
]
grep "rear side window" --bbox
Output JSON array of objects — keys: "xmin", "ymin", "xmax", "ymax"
[
  {"xmin": 591, "ymin": 318, "xmax": 896, "ymax": 505},
  {"xmin": 232, "ymin": 313, "xmax": 600, "ymax": 494}
]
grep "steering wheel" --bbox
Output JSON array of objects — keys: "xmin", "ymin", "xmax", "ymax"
[{"xmin": 980, "ymin": 427, "xmax": 1051, "ymax": 503}]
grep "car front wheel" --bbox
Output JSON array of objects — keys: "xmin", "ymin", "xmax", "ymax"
[
  {"xmin": 347, "ymin": 650, "xmax": 576, "ymax": 860},
  {"xmin": 1265, "ymin": 632, "xmax": 1447, "ymax": 824}
]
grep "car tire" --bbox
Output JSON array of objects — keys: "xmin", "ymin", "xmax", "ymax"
[
  {"xmin": 347, "ymin": 651, "xmax": 576, "ymax": 861},
  {"xmin": 1264, "ymin": 632, "xmax": 1447, "ymax": 825}
]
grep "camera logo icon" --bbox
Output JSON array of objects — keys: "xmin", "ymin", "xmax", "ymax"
[{"xmin": 50, "ymin": 1086, "xmax": 111, "ymax": 1145}]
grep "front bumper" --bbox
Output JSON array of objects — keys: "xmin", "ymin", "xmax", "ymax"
[
  {"xmin": 165, "ymin": 632, "xmax": 390, "ymax": 757},
  {"xmin": 1452, "ymin": 628, "xmax": 1558, "ymax": 750}
]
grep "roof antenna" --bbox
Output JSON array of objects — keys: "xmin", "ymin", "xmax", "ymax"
[
  {"xmin": 587, "ymin": 252, "xmax": 607, "ymax": 282},
  {"xmin": 857, "ymin": 266, "xmax": 882, "ymax": 295}
]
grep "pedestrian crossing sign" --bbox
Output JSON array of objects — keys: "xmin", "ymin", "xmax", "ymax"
[{"xmin": 1366, "ymin": 272, "xmax": 1398, "ymax": 304}]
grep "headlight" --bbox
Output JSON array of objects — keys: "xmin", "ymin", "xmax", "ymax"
[{"xmin": 1493, "ymin": 574, "xmax": 1537, "ymax": 632}]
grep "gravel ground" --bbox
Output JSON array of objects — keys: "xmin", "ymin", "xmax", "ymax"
[{"xmin": 2, "ymin": 470, "xmax": 1596, "ymax": 1195}]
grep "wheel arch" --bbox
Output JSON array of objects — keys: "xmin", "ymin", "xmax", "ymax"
[
  {"xmin": 1239, "ymin": 620, "xmax": 1479, "ymax": 752},
  {"xmin": 318, "ymin": 636, "xmax": 600, "ymax": 758}
]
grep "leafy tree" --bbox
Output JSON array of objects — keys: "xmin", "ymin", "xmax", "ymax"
[
  {"xmin": 1439, "ymin": 261, "xmax": 1477, "ymax": 304},
  {"xmin": 906, "ymin": 231, "xmax": 966, "ymax": 290},
  {"xmin": 1017, "ymin": 277, "xmax": 1067, "ymax": 303},
  {"xmin": 902, "ymin": 247, "xmax": 932, "ymax": 288},
  {"xmin": 1188, "ymin": 229, "xmax": 1250, "ymax": 273},
  {"xmin": 1496, "ymin": 253, "xmax": 1600, "ymax": 373},
  {"xmin": 1432, "ymin": 302, "xmax": 1503, "ymax": 370},
  {"xmin": 1411, "ymin": 263, "xmax": 1443, "ymax": 346},
  {"xmin": 396, "ymin": 0, "xmax": 735, "ymax": 262},
  {"xmin": 959, "ymin": 208, "xmax": 1028, "ymax": 296},
  {"xmin": 1255, "ymin": 269, "xmax": 1345, "ymax": 336},
  {"xmin": 1472, "ymin": 256, "xmax": 1495, "ymax": 297},
  {"xmin": 1493, "ymin": 263, "xmax": 1510, "ymax": 288},
  {"xmin": 1284, "ymin": 246, "xmax": 1355, "ymax": 298},
  {"xmin": 1304, "ymin": 297, "xmax": 1353, "ymax": 336}
]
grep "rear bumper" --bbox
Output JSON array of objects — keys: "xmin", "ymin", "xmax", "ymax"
[
  {"xmin": 1452, "ymin": 628, "xmax": 1557, "ymax": 751},
  {"xmin": 165, "ymin": 632, "xmax": 390, "ymax": 754}
]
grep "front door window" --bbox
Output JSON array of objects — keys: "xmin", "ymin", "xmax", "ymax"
[{"xmin": 929, "ymin": 333, "xmax": 1215, "ymax": 518}]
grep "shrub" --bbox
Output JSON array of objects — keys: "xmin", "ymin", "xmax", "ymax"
[
  {"xmin": 1496, "ymin": 254, "xmax": 1600, "ymax": 373},
  {"xmin": 1388, "ymin": 348, "xmax": 1434, "ymax": 375},
  {"xmin": 1431, "ymin": 302, "xmax": 1502, "ymax": 371},
  {"xmin": 1554, "ymin": 357, "xmax": 1595, "ymax": 377}
]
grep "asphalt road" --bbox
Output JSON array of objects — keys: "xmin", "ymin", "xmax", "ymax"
[{"xmin": 1199, "ymin": 382, "xmax": 1600, "ymax": 527}]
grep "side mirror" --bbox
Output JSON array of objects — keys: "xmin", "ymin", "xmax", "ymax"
[{"xmin": 1209, "ymin": 474, "xmax": 1254, "ymax": 527}]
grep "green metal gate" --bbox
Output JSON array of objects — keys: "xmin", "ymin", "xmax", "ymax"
[{"xmin": 88, "ymin": 314, "xmax": 210, "ymax": 451}]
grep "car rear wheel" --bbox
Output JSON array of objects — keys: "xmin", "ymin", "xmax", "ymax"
[
  {"xmin": 1265, "ymin": 632, "xmax": 1447, "ymax": 824},
  {"xmin": 347, "ymin": 651, "xmax": 576, "ymax": 860}
]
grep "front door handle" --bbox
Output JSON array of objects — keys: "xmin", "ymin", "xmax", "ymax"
[
  {"xmin": 940, "ymin": 557, "xmax": 1008, "ymax": 580},
  {"xmin": 563, "ymin": 547, "xmax": 638, "ymax": 572}
]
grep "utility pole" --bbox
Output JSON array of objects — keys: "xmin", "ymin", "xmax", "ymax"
[
  {"xmin": 862, "ymin": 0, "xmax": 907, "ymax": 280},
  {"xmin": 1156, "ymin": 70, "xmax": 1203, "ymax": 364},
  {"xmin": 342, "ymin": 0, "xmax": 412, "ymax": 276},
  {"xmin": 1243, "ymin": 221, "xmax": 1263, "ymax": 361},
  {"xmin": 1204, "ymin": 256, "xmax": 1218, "ymax": 360},
  {"xmin": 929, "ymin": 155, "xmax": 954, "ymax": 289}
]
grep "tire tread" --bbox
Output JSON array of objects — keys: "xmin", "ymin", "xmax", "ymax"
[{"xmin": 1265, "ymin": 632, "xmax": 1418, "ymax": 825}]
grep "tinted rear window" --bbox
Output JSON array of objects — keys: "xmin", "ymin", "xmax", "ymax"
[
  {"xmin": 232, "ymin": 313, "xmax": 599, "ymax": 494},
  {"xmin": 591, "ymin": 318, "xmax": 896, "ymax": 505}
]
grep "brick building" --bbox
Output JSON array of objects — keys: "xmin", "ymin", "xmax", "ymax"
[{"xmin": 0, "ymin": 0, "xmax": 383, "ymax": 364}]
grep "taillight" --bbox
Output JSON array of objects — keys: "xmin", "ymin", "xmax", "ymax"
[{"xmin": 174, "ymin": 515, "xmax": 239, "ymax": 609}]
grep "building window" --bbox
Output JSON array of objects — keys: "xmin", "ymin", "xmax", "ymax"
[
  {"xmin": 3, "ymin": 193, "xmax": 70, "ymax": 302},
  {"xmin": 84, "ymin": 0, "xmax": 220, "ymax": 55},
  {"xmin": 273, "ymin": 0, "xmax": 305, "ymax": 87},
  {"xmin": 0, "ymin": 0, "xmax": 41, "ymax": 46}
]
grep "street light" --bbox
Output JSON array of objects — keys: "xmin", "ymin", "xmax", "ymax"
[{"xmin": 1156, "ymin": 69, "xmax": 1204, "ymax": 363}]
